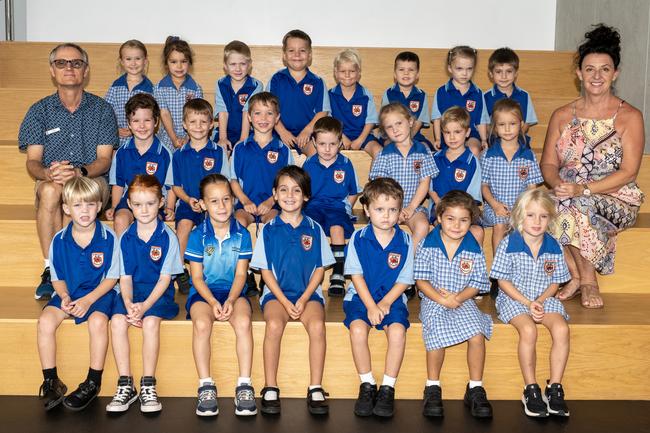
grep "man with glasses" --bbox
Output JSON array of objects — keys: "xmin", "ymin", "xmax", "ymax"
[{"xmin": 18, "ymin": 43, "xmax": 119, "ymax": 300}]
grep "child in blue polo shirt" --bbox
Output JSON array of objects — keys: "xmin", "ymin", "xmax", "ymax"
[
  {"xmin": 343, "ymin": 178, "xmax": 414, "ymax": 418},
  {"xmin": 381, "ymin": 51, "xmax": 433, "ymax": 150},
  {"xmin": 430, "ymin": 107, "xmax": 483, "ymax": 245},
  {"xmin": 414, "ymin": 191, "xmax": 493, "ymax": 419},
  {"xmin": 329, "ymin": 49, "xmax": 382, "ymax": 158},
  {"xmin": 108, "ymin": 175, "xmax": 183, "ymax": 414},
  {"xmin": 185, "ymin": 174, "xmax": 256, "ymax": 417},
  {"xmin": 490, "ymin": 189, "xmax": 571, "ymax": 418},
  {"xmin": 267, "ymin": 29, "xmax": 330, "ymax": 156},
  {"xmin": 214, "ymin": 40, "xmax": 263, "ymax": 151},
  {"xmin": 484, "ymin": 48, "xmax": 537, "ymax": 134},
  {"xmin": 303, "ymin": 117, "xmax": 362, "ymax": 296},
  {"xmin": 481, "ymin": 99, "xmax": 543, "ymax": 257},
  {"xmin": 172, "ymin": 98, "xmax": 230, "ymax": 294},
  {"xmin": 370, "ymin": 102, "xmax": 438, "ymax": 298},
  {"xmin": 105, "ymin": 40, "xmax": 154, "ymax": 148},
  {"xmin": 154, "ymin": 36, "xmax": 203, "ymax": 151},
  {"xmin": 37, "ymin": 177, "xmax": 119, "ymax": 412},
  {"xmin": 432, "ymin": 46, "xmax": 489, "ymax": 155},
  {"xmin": 107, "ymin": 94, "xmax": 174, "ymax": 236},
  {"xmin": 250, "ymin": 166, "xmax": 335, "ymax": 416}
]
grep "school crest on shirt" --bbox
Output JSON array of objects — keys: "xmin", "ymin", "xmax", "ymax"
[
  {"xmin": 303, "ymin": 84, "xmax": 313, "ymax": 95},
  {"xmin": 145, "ymin": 161, "xmax": 158, "ymax": 175},
  {"xmin": 186, "ymin": 92, "xmax": 195, "ymax": 102},
  {"xmin": 518, "ymin": 165, "xmax": 529, "ymax": 180},
  {"xmin": 409, "ymin": 100, "xmax": 420, "ymax": 112},
  {"xmin": 150, "ymin": 246, "xmax": 162, "ymax": 262},
  {"xmin": 203, "ymin": 157, "xmax": 215, "ymax": 171},
  {"xmin": 543, "ymin": 260, "xmax": 556, "ymax": 276},
  {"xmin": 413, "ymin": 160, "xmax": 422, "ymax": 174},
  {"xmin": 387, "ymin": 253, "xmax": 401, "ymax": 269},
  {"xmin": 301, "ymin": 234, "xmax": 313, "ymax": 251},
  {"xmin": 91, "ymin": 252, "xmax": 104, "ymax": 268},
  {"xmin": 205, "ymin": 245, "xmax": 215, "ymax": 257},
  {"xmin": 334, "ymin": 170, "xmax": 345, "ymax": 184},
  {"xmin": 352, "ymin": 104, "xmax": 363, "ymax": 117},
  {"xmin": 466, "ymin": 100, "xmax": 476, "ymax": 112},
  {"xmin": 238, "ymin": 93, "xmax": 249, "ymax": 106},
  {"xmin": 267, "ymin": 151, "xmax": 279, "ymax": 164},
  {"xmin": 454, "ymin": 168, "xmax": 467, "ymax": 182},
  {"xmin": 459, "ymin": 258, "xmax": 474, "ymax": 275}
]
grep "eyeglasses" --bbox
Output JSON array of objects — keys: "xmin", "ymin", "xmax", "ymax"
[{"xmin": 51, "ymin": 59, "xmax": 87, "ymax": 69}]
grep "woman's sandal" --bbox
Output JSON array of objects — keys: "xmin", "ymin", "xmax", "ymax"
[{"xmin": 580, "ymin": 283, "xmax": 604, "ymax": 309}]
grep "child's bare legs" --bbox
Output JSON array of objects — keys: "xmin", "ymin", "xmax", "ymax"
[
  {"xmin": 407, "ymin": 212, "xmax": 430, "ymax": 248},
  {"xmin": 364, "ymin": 140, "xmax": 382, "ymax": 160},
  {"xmin": 466, "ymin": 137, "xmax": 482, "ymax": 157},
  {"xmin": 426, "ymin": 348, "xmax": 445, "ymax": 381},
  {"xmin": 383, "ymin": 323, "xmax": 406, "ymax": 378},
  {"xmin": 262, "ymin": 300, "xmax": 289, "ymax": 387},
  {"xmin": 229, "ymin": 298, "xmax": 254, "ymax": 378},
  {"xmin": 349, "ymin": 320, "xmax": 372, "ymax": 374},
  {"xmin": 541, "ymin": 313, "xmax": 570, "ymax": 384},
  {"xmin": 235, "ymin": 209, "xmax": 255, "ymax": 227},
  {"xmin": 87, "ymin": 312, "xmax": 110, "ymax": 370},
  {"xmin": 37, "ymin": 306, "xmax": 67, "ymax": 369},
  {"xmin": 491, "ymin": 223, "xmax": 507, "ymax": 255},
  {"xmin": 510, "ymin": 314, "xmax": 538, "ymax": 384},
  {"xmin": 330, "ymin": 226, "xmax": 345, "ymax": 246},
  {"xmin": 175, "ymin": 219, "xmax": 195, "ymax": 258},
  {"xmin": 113, "ymin": 209, "xmax": 134, "ymax": 237},
  {"xmin": 189, "ymin": 303, "xmax": 214, "ymax": 379},
  {"xmin": 110, "ymin": 314, "xmax": 132, "ymax": 376},
  {"xmin": 260, "ymin": 209, "xmax": 278, "ymax": 224},
  {"xmin": 142, "ymin": 316, "xmax": 162, "ymax": 377},
  {"xmin": 467, "ymin": 334, "xmax": 486, "ymax": 382},
  {"xmin": 469, "ymin": 225, "xmax": 484, "ymax": 246},
  {"xmin": 299, "ymin": 301, "xmax": 326, "ymax": 386}
]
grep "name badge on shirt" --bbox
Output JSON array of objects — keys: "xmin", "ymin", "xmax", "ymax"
[
  {"xmin": 146, "ymin": 162, "xmax": 158, "ymax": 175},
  {"xmin": 544, "ymin": 260, "xmax": 556, "ymax": 276},
  {"xmin": 301, "ymin": 235, "xmax": 313, "ymax": 251},
  {"xmin": 466, "ymin": 100, "xmax": 476, "ymax": 112},
  {"xmin": 150, "ymin": 246, "xmax": 162, "ymax": 261},
  {"xmin": 91, "ymin": 252, "xmax": 104, "ymax": 268},
  {"xmin": 409, "ymin": 101, "xmax": 419, "ymax": 112},
  {"xmin": 352, "ymin": 105, "xmax": 363, "ymax": 117},
  {"xmin": 454, "ymin": 168, "xmax": 467, "ymax": 182},
  {"xmin": 459, "ymin": 258, "xmax": 473, "ymax": 275},
  {"xmin": 45, "ymin": 127, "xmax": 61, "ymax": 136},
  {"xmin": 387, "ymin": 252, "xmax": 401, "ymax": 269},
  {"xmin": 334, "ymin": 170, "xmax": 345, "ymax": 184},
  {"xmin": 303, "ymin": 84, "xmax": 313, "ymax": 96}
]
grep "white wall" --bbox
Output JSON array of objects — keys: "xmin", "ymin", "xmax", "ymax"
[{"xmin": 25, "ymin": 0, "xmax": 556, "ymax": 49}]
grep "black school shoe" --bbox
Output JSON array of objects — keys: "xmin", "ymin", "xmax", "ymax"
[
  {"xmin": 372, "ymin": 385, "xmax": 395, "ymax": 418},
  {"xmin": 545, "ymin": 382, "xmax": 570, "ymax": 417},
  {"xmin": 522, "ymin": 383, "xmax": 548, "ymax": 417},
  {"xmin": 307, "ymin": 387, "xmax": 329, "ymax": 415},
  {"xmin": 422, "ymin": 384, "xmax": 444, "ymax": 417},
  {"xmin": 463, "ymin": 384, "xmax": 493, "ymax": 418},
  {"xmin": 63, "ymin": 379, "xmax": 100, "ymax": 411},
  {"xmin": 260, "ymin": 387, "xmax": 281, "ymax": 415},
  {"xmin": 328, "ymin": 274, "xmax": 346, "ymax": 297},
  {"xmin": 39, "ymin": 377, "xmax": 67, "ymax": 411},
  {"xmin": 175, "ymin": 269, "xmax": 190, "ymax": 295},
  {"xmin": 354, "ymin": 382, "xmax": 377, "ymax": 417},
  {"xmin": 405, "ymin": 286, "xmax": 416, "ymax": 300},
  {"xmin": 245, "ymin": 272, "xmax": 260, "ymax": 297}
]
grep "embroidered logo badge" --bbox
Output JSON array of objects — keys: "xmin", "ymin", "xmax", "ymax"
[
  {"xmin": 301, "ymin": 235, "xmax": 313, "ymax": 251},
  {"xmin": 454, "ymin": 168, "xmax": 467, "ymax": 182},
  {"xmin": 186, "ymin": 92, "xmax": 195, "ymax": 102},
  {"xmin": 150, "ymin": 246, "xmax": 162, "ymax": 262},
  {"xmin": 544, "ymin": 260, "xmax": 556, "ymax": 276},
  {"xmin": 409, "ymin": 100, "xmax": 420, "ymax": 112},
  {"xmin": 518, "ymin": 165, "xmax": 529, "ymax": 180},
  {"xmin": 388, "ymin": 253, "xmax": 401, "ymax": 269},
  {"xmin": 203, "ymin": 157, "xmax": 215, "ymax": 171},
  {"xmin": 413, "ymin": 160, "xmax": 422, "ymax": 174},
  {"xmin": 466, "ymin": 100, "xmax": 476, "ymax": 112},
  {"xmin": 459, "ymin": 258, "xmax": 473, "ymax": 274},
  {"xmin": 334, "ymin": 170, "xmax": 345, "ymax": 184},
  {"xmin": 145, "ymin": 162, "xmax": 158, "ymax": 175},
  {"xmin": 91, "ymin": 252, "xmax": 104, "ymax": 268},
  {"xmin": 238, "ymin": 93, "xmax": 249, "ymax": 106},
  {"xmin": 352, "ymin": 104, "xmax": 363, "ymax": 117},
  {"xmin": 303, "ymin": 84, "xmax": 313, "ymax": 95},
  {"xmin": 205, "ymin": 246, "xmax": 215, "ymax": 256},
  {"xmin": 267, "ymin": 151, "xmax": 279, "ymax": 164}
]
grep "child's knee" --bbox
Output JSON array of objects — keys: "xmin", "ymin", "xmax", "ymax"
[
  {"xmin": 306, "ymin": 319, "xmax": 325, "ymax": 338},
  {"xmin": 110, "ymin": 315, "xmax": 129, "ymax": 333},
  {"xmin": 87, "ymin": 314, "xmax": 108, "ymax": 334},
  {"xmin": 37, "ymin": 313, "xmax": 59, "ymax": 334},
  {"xmin": 231, "ymin": 314, "xmax": 252, "ymax": 335},
  {"xmin": 518, "ymin": 322, "xmax": 538, "ymax": 343},
  {"xmin": 551, "ymin": 320, "xmax": 570, "ymax": 342},
  {"xmin": 468, "ymin": 333, "xmax": 485, "ymax": 347},
  {"xmin": 265, "ymin": 318, "xmax": 286, "ymax": 338},
  {"xmin": 386, "ymin": 326, "xmax": 406, "ymax": 346},
  {"xmin": 142, "ymin": 317, "xmax": 161, "ymax": 334},
  {"xmin": 349, "ymin": 323, "xmax": 369, "ymax": 342},
  {"xmin": 192, "ymin": 316, "xmax": 213, "ymax": 337}
]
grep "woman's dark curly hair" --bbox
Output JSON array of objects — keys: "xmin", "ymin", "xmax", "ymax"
[{"xmin": 575, "ymin": 23, "xmax": 621, "ymax": 69}]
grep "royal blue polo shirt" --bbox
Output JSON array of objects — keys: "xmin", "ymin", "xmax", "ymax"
[
  {"xmin": 214, "ymin": 75, "xmax": 264, "ymax": 144},
  {"xmin": 431, "ymin": 80, "xmax": 489, "ymax": 142},
  {"xmin": 302, "ymin": 153, "xmax": 361, "ymax": 211},
  {"xmin": 172, "ymin": 140, "xmax": 230, "ymax": 200},
  {"xmin": 431, "ymin": 147, "xmax": 482, "ymax": 212},
  {"xmin": 185, "ymin": 217, "xmax": 253, "ymax": 295},
  {"xmin": 105, "ymin": 73, "xmax": 155, "ymax": 147},
  {"xmin": 483, "ymin": 84, "xmax": 537, "ymax": 125},
  {"xmin": 49, "ymin": 221, "xmax": 120, "ymax": 298},
  {"xmin": 381, "ymin": 84, "xmax": 430, "ymax": 126},
  {"xmin": 266, "ymin": 68, "xmax": 330, "ymax": 136},
  {"xmin": 109, "ymin": 136, "xmax": 173, "ymax": 195},
  {"xmin": 229, "ymin": 136, "xmax": 293, "ymax": 206},
  {"xmin": 329, "ymin": 83, "xmax": 378, "ymax": 140}
]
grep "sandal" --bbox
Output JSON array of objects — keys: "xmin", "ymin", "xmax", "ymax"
[
  {"xmin": 580, "ymin": 283, "xmax": 604, "ymax": 309},
  {"xmin": 556, "ymin": 280, "xmax": 581, "ymax": 302}
]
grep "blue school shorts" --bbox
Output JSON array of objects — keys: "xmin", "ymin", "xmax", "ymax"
[
  {"xmin": 185, "ymin": 289, "xmax": 250, "ymax": 319},
  {"xmin": 343, "ymin": 293, "xmax": 410, "ymax": 330},
  {"xmin": 46, "ymin": 290, "xmax": 116, "ymax": 325}
]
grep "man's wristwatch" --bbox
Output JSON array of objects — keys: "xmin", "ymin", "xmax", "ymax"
[
  {"xmin": 79, "ymin": 166, "xmax": 88, "ymax": 177},
  {"xmin": 582, "ymin": 184, "xmax": 591, "ymax": 196}
]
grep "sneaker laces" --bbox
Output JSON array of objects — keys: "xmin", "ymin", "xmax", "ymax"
[
  {"xmin": 359, "ymin": 385, "xmax": 375, "ymax": 400},
  {"xmin": 77, "ymin": 381, "xmax": 96, "ymax": 397},
  {"xmin": 376, "ymin": 386, "xmax": 392, "ymax": 401},
  {"xmin": 199, "ymin": 387, "xmax": 217, "ymax": 403},
  {"xmin": 424, "ymin": 386, "xmax": 441, "ymax": 400},
  {"xmin": 471, "ymin": 386, "xmax": 488, "ymax": 404},
  {"xmin": 140, "ymin": 385, "xmax": 159, "ymax": 403},
  {"xmin": 237, "ymin": 387, "xmax": 255, "ymax": 402},
  {"xmin": 111, "ymin": 384, "xmax": 133, "ymax": 404},
  {"xmin": 548, "ymin": 385, "xmax": 565, "ymax": 402}
]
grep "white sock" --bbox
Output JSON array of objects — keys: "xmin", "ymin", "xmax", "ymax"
[
  {"xmin": 309, "ymin": 385, "xmax": 325, "ymax": 401},
  {"xmin": 237, "ymin": 376, "xmax": 251, "ymax": 386},
  {"xmin": 263, "ymin": 389, "xmax": 278, "ymax": 401},
  {"xmin": 359, "ymin": 372, "xmax": 376, "ymax": 385},
  {"xmin": 426, "ymin": 379, "xmax": 441, "ymax": 387},
  {"xmin": 44, "ymin": 259, "xmax": 50, "ymax": 268},
  {"xmin": 469, "ymin": 380, "xmax": 483, "ymax": 389},
  {"xmin": 199, "ymin": 377, "xmax": 213, "ymax": 386},
  {"xmin": 382, "ymin": 375, "xmax": 396, "ymax": 388}
]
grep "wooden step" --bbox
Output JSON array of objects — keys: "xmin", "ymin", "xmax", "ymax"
[{"xmin": 1, "ymin": 288, "xmax": 648, "ymax": 399}]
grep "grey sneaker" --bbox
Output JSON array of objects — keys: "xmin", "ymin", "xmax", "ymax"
[
  {"xmin": 139, "ymin": 376, "xmax": 162, "ymax": 413},
  {"xmin": 234, "ymin": 384, "xmax": 257, "ymax": 416},
  {"xmin": 106, "ymin": 376, "xmax": 137, "ymax": 413},
  {"xmin": 196, "ymin": 382, "xmax": 218, "ymax": 416}
]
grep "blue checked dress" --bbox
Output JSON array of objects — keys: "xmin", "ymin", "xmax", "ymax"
[
  {"xmin": 414, "ymin": 226, "xmax": 492, "ymax": 351},
  {"xmin": 490, "ymin": 231, "xmax": 571, "ymax": 323}
]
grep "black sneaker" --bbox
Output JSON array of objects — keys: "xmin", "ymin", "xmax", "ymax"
[
  {"xmin": 545, "ymin": 382, "xmax": 570, "ymax": 417},
  {"xmin": 463, "ymin": 384, "xmax": 493, "ymax": 418},
  {"xmin": 35, "ymin": 267, "xmax": 54, "ymax": 300},
  {"xmin": 307, "ymin": 387, "xmax": 329, "ymax": 415},
  {"xmin": 354, "ymin": 382, "xmax": 377, "ymax": 417},
  {"xmin": 106, "ymin": 376, "xmax": 137, "ymax": 413},
  {"xmin": 422, "ymin": 384, "xmax": 443, "ymax": 417},
  {"xmin": 246, "ymin": 272, "xmax": 259, "ymax": 297},
  {"xmin": 63, "ymin": 379, "xmax": 100, "ymax": 411},
  {"xmin": 405, "ymin": 285, "xmax": 416, "ymax": 300},
  {"xmin": 372, "ymin": 385, "xmax": 395, "ymax": 418},
  {"xmin": 328, "ymin": 274, "xmax": 346, "ymax": 297},
  {"xmin": 522, "ymin": 383, "xmax": 548, "ymax": 417},
  {"xmin": 39, "ymin": 377, "xmax": 67, "ymax": 411},
  {"xmin": 196, "ymin": 382, "xmax": 218, "ymax": 416},
  {"xmin": 176, "ymin": 269, "xmax": 190, "ymax": 295},
  {"xmin": 260, "ymin": 386, "xmax": 281, "ymax": 415}
]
